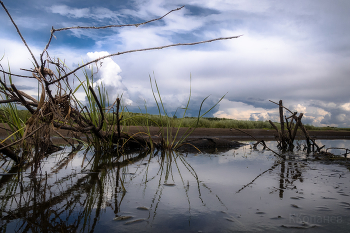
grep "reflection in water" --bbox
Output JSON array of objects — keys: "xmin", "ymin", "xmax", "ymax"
[
  {"xmin": 0, "ymin": 140, "xmax": 350, "ymax": 232},
  {"xmin": 0, "ymin": 148, "xmax": 228, "ymax": 232}
]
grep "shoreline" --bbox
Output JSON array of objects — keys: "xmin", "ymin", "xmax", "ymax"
[{"xmin": 1, "ymin": 124, "xmax": 350, "ymax": 144}]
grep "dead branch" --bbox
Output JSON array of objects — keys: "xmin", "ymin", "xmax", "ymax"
[
  {"xmin": 269, "ymin": 99, "xmax": 293, "ymax": 115},
  {"xmin": 49, "ymin": 35, "xmax": 243, "ymax": 85},
  {"xmin": 0, "ymin": 69, "xmax": 34, "ymax": 78},
  {"xmin": 10, "ymin": 84, "xmax": 36, "ymax": 113},
  {"xmin": 233, "ymin": 128, "xmax": 284, "ymax": 158},
  {"xmin": 0, "ymin": 143, "xmax": 21, "ymax": 164},
  {"xmin": 268, "ymin": 100, "xmax": 322, "ymax": 152},
  {"xmin": 41, "ymin": 6, "xmax": 185, "ymax": 61}
]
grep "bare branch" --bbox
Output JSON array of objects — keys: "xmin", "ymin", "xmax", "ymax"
[
  {"xmin": 56, "ymin": 6, "xmax": 185, "ymax": 32},
  {"xmin": 0, "ymin": 69, "xmax": 34, "ymax": 78},
  {"xmin": 49, "ymin": 35, "xmax": 243, "ymax": 85},
  {"xmin": 11, "ymin": 84, "xmax": 36, "ymax": 113},
  {"xmin": 269, "ymin": 99, "xmax": 294, "ymax": 114},
  {"xmin": 0, "ymin": 98, "xmax": 37, "ymax": 106},
  {"xmin": 233, "ymin": 128, "xmax": 284, "ymax": 158},
  {"xmin": 0, "ymin": 1, "xmax": 39, "ymax": 68},
  {"xmin": 41, "ymin": 6, "xmax": 185, "ymax": 63}
]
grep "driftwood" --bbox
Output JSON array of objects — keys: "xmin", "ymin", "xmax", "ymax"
[{"xmin": 269, "ymin": 100, "xmax": 320, "ymax": 152}]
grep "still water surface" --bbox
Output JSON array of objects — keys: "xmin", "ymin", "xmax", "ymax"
[{"xmin": 1, "ymin": 140, "xmax": 350, "ymax": 232}]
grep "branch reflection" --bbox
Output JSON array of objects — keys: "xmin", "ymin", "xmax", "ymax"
[{"xmin": 0, "ymin": 147, "xmax": 225, "ymax": 232}]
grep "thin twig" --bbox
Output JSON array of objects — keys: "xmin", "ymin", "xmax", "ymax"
[
  {"xmin": 233, "ymin": 128, "xmax": 284, "ymax": 158},
  {"xmin": 0, "ymin": 1, "xmax": 39, "ymax": 68},
  {"xmin": 49, "ymin": 35, "xmax": 242, "ymax": 85},
  {"xmin": 11, "ymin": 84, "xmax": 35, "ymax": 113},
  {"xmin": 0, "ymin": 98, "xmax": 38, "ymax": 106},
  {"xmin": 269, "ymin": 100, "xmax": 294, "ymax": 115},
  {"xmin": 57, "ymin": 6, "xmax": 185, "ymax": 31},
  {"xmin": 53, "ymin": 130, "xmax": 75, "ymax": 148},
  {"xmin": 41, "ymin": 6, "xmax": 185, "ymax": 63},
  {"xmin": 0, "ymin": 70, "xmax": 34, "ymax": 78}
]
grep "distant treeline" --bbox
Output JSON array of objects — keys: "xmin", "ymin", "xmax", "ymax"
[{"xmin": 1, "ymin": 109, "xmax": 349, "ymax": 131}]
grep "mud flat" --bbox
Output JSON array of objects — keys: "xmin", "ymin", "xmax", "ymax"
[{"xmin": 1, "ymin": 123, "xmax": 350, "ymax": 144}]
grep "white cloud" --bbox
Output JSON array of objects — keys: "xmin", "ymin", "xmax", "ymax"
[
  {"xmin": 341, "ymin": 103, "xmax": 350, "ymax": 112},
  {"xmin": 213, "ymin": 99, "xmax": 278, "ymax": 121},
  {"xmin": 48, "ymin": 5, "xmax": 122, "ymax": 22},
  {"xmin": 0, "ymin": 38, "xmax": 41, "ymax": 95},
  {"xmin": 49, "ymin": 5, "xmax": 90, "ymax": 18},
  {"xmin": 86, "ymin": 51, "xmax": 132, "ymax": 105}
]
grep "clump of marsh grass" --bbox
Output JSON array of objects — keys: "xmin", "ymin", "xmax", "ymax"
[{"xmin": 137, "ymin": 75, "xmax": 225, "ymax": 150}]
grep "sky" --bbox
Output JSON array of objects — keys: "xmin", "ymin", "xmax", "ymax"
[{"xmin": 1, "ymin": 0, "xmax": 350, "ymax": 127}]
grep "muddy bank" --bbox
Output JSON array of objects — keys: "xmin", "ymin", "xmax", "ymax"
[
  {"xmin": 121, "ymin": 126, "xmax": 350, "ymax": 141},
  {"xmin": 0, "ymin": 123, "xmax": 350, "ymax": 144}
]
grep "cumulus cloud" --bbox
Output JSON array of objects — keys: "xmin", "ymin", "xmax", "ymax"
[
  {"xmin": 213, "ymin": 99, "xmax": 278, "ymax": 122},
  {"xmin": 86, "ymin": 51, "xmax": 132, "ymax": 105},
  {"xmin": 308, "ymin": 100, "xmax": 350, "ymax": 127}
]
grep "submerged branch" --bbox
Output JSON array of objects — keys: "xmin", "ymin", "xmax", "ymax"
[{"xmin": 233, "ymin": 128, "xmax": 284, "ymax": 158}]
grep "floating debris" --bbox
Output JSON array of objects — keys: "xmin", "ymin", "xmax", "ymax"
[
  {"xmin": 113, "ymin": 216, "xmax": 133, "ymax": 221},
  {"xmin": 270, "ymin": 216, "xmax": 283, "ymax": 220},
  {"xmin": 281, "ymin": 222, "xmax": 319, "ymax": 229},
  {"xmin": 315, "ymin": 206, "xmax": 332, "ymax": 211},
  {"xmin": 124, "ymin": 218, "xmax": 146, "ymax": 225},
  {"xmin": 137, "ymin": 206, "xmax": 149, "ymax": 211},
  {"xmin": 321, "ymin": 196, "xmax": 337, "ymax": 200},
  {"xmin": 291, "ymin": 204, "xmax": 301, "ymax": 208},
  {"xmin": 163, "ymin": 183, "xmax": 176, "ymax": 186},
  {"xmin": 224, "ymin": 217, "xmax": 235, "ymax": 222},
  {"xmin": 255, "ymin": 211, "xmax": 266, "ymax": 215},
  {"xmin": 290, "ymin": 196, "xmax": 304, "ymax": 200},
  {"xmin": 339, "ymin": 202, "xmax": 350, "ymax": 209}
]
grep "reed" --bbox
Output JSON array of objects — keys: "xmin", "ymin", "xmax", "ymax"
[
  {"xmin": 116, "ymin": 75, "xmax": 226, "ymax": 150},
  {"xmin": 0, "ymin": 68, "xmax": 27, "ymax": 142}
]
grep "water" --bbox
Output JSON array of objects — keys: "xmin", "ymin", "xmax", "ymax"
[{"xmin": 1, "ymin": 140, "xmax": 350, "ymax": 232}]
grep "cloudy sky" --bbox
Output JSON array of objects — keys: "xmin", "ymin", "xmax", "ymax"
[{"xmin": 1, "ymin": 0, "xmax": 350, "ymax": 127}]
